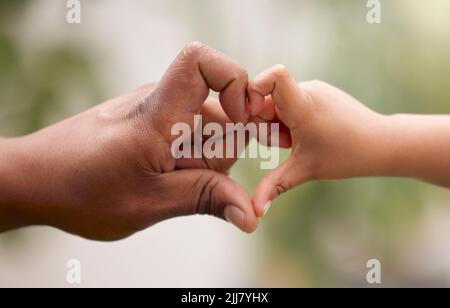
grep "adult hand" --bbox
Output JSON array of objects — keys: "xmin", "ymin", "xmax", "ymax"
[{"xmin": 0, "ymin": 42, "xmax": 258, "ymax": 240}]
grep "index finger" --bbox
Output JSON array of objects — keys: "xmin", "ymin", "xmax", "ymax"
[{"xmin": 155, "ymin": 42, "xmax": 250, "ymax": 125}]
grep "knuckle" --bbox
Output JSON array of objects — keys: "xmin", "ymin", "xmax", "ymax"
[
  {"xmin": 275, "ymin": 180, "xmax": 291, "ymax": 197},
  {"xmin": 271, "ymin": 64, "xmax": 289, "ymax": 80},
  {"xmin": 182, "ymin": 41, "xmax": 208, "ymax": 59},
  {"xmin": 234, "ymin": 67, "xmax": 249, "ymax": 82}
]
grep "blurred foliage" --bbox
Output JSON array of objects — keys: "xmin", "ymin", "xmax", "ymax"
[
  {"xmin": 0, "ymin": 0, "xmax": 28, "ymax": 14},
  {"xmin": 0, "ymin": 0, "xmax": 102, "ymax": 137}
]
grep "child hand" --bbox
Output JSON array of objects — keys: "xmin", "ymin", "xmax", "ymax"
[{"xmin": 248, "ymin": 65, "xmax": 388, "ymax": 216}]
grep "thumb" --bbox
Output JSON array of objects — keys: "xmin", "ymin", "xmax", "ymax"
[
  {"xmin": 253, "ymin": 156, "xmax": 309, "ymax": 217},
  {"xmin": 160, "ymin": 169, "xmax": 258, "ymax": 233}
]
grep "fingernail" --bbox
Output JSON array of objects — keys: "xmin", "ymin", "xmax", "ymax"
[
  {"xmin": 263, "ymin": 201, "xmax": 272, "ymax": 216},
  {"xmin": 224, "ymin": 206, "xmax": 245, "ymax": 230}
]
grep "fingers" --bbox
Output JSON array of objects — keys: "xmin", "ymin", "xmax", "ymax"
[
  {"xmin": 153, "ymin": 42, "xmax": 249, "ymax": 134},
  {"xmin": 160, "ymin": 169, "xmax": 258, "ymax": 233},
  {"xmin": 248, "ymin": 65, "xmax": 308, "ymax": 131},
  {"xmin": 250, "ymin": 96, "xmax": 292, "ymax": 149},
  {"xmin": 253, "ymin": 157, "xmax": 309, "ymax": 217},
  {"xmin": 248, "ymin": 65, "xmax": 315, "ymax": 216},
  {"xmin": 175, "ymin": 98, "xmax": 245, "ymax": 173}
]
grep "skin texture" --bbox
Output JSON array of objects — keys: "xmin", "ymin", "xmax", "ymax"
[
  {"xmin": 248, "ymin": 65, "xmax": 450, "ymax": 217},
  {"xmin": 0, "ymin": 42, "xmax": 259, "ymax": 240}
]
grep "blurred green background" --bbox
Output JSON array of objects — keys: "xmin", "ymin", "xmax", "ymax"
[{"xmin": 1, "ymin": 0, "xmax": 450, "ymax": 287}]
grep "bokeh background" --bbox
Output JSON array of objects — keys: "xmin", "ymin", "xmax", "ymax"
[{"xmin": 1, "ymin": 0, "xmax": 450, "ymax": 288}]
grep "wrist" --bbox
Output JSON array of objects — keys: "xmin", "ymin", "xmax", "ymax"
[
  {"xmin": 0, "ymin": 137, "xmax": 47, "ymax": 231},
  {"xmin": 355, "ymin": 112, "xmax": 397, "ymax": 178},
  {"xmin": 365, "ymin": 113, "xmax": 403, "ymax": 178}
]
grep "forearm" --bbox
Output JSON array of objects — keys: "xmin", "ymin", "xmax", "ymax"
[{"xmin": 376, "ymin": 114, "xmax": 450, "ymax": 187}]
